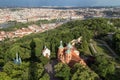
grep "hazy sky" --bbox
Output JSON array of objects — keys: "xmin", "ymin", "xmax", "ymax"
[{"xmin": 0, "ymin": 0, "xmax": 120, "ymax": 7}]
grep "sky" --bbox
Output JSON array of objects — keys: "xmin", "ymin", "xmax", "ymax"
[{"xmin": 0, "ymin": 0, "xmax": 120, "ymax": 7}]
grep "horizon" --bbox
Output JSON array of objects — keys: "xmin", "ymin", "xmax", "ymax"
[{"xmin": 0, "ymin": 0, "xmax": 120, "ymax": 7}]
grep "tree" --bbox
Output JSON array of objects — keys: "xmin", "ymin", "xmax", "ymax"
[
  {"xmin": 91, "ymin": 55, "xmax": 115, "ymax": 78},
  {"xmin": 106, "ymin": 68, "xmax": 120, "ymax": 80},
  {"xmin": 39, "ymin": 73, "xmax": 50, "ymax": 80},
  {"xmin": 3, "ymin": 61, "xmax": 30, "ymax": 80},
  {"xmin": 54, "ymin": 62, "xmax": 71, "ymax": 80},
  {"xmin": 29, "ymin": 62, "xmax": 44, "ymax": 80},
  {"xmin": 81, "ymin": 40, "xmax": 88, "ymax": 53},
  {"xmin": 0, "ymin": 72, "xmax": 12, "ymax": 80},
  {"xmin": 71, "ymin": 63, "xmax": 99, "ymax": 80},
  {"xmin": 3, "ymin": 61, "xmax": 14, "ymax": 75},
  {"xmin": 0, "ymin": 59, "xmax": 4, "ymax": 67},
  {"xmin": 113, "ymin": 31, "xmax": 120, "ymax": 54},
  {"xmin": 40, "ymin": 56, "xmax": 49, "ymax": 66}
]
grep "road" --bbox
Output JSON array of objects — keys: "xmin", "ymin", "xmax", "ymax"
[
  {"xmin": 95, "ymin": 39, "xmax": 119, "ymax": 58},
  {"xmin": 90, "ymin": 39, "xmax": 120, "ymax": 68},
  {"xmin": 44, "ymin": 60, "xmax": 60, "ymax": 80}
]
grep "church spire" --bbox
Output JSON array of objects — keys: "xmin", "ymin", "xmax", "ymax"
[
  {"xmin": 67, "ymin": 43, "xmax": 72, "ymax": 49},
  {"xmin": 59, "ymin": 41, "xmax": 63, "ymax": 48},
  {"xmin": 44, "ymin": 45, "xmax": 47, "ymax": 49},
  {"xmin": 65, "ymin": 48, "xmax": 71, "ymax": 54},
  {"xmin": 16, "ymin": 53, "xmax": 19, "ymax": 62},
  {"xmin": 14, "ymin": 53, "xmax": 22, "ymax": 64}
]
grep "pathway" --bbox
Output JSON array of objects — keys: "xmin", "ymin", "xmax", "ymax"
[
  {"xmin": 90, "ymin": 43, "xmax": 97, "ymax": 53},
  {"xmin": 90, "ymin": 39, "xmax": 120, "ymax": 69},
  {"xmin": 95, "ymin": 39, "xmax": 119, "ymax": 58},
  {"xmin": 44, "ymin": 60, "xmax": 61, "ymax": 80}
]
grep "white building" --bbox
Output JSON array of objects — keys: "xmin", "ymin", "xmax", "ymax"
[{"xmin": 42, "ymin": 46, "xmax": 51, "ymax": 58}]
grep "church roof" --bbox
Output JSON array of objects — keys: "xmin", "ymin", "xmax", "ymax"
[
  {"xmin": 44, "ymin": 48, "xmax": 50, "ymax": 53},
  {"xmin": 59, "ymin": 45, "xmax": 63, "ymax": 48},
  {"xmin": 43, "ymin": 48, "xmax": 51, "ymax": 56},
  {"xmin": 59, "ymin": 41, "xmax": 63, "ymax": 48},
  {"xmin": 65, "ymin": 49, "xmax": 71, "ymax": 54},
  {"xmin": 67, "ymin": 43, "xmax": 72, "ymax": 49},
  {"xmin": 14, "ymin": 53, "xmax": 22, "ymax": 64}
]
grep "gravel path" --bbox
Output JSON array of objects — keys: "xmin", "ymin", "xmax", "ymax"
[
  {"xmin": 95, "ymin": 39, "xmax": 119, "ymax": 58},
  {"xmin": 44, "ymin": 60, "xmax": 61, "ymax": 80}
]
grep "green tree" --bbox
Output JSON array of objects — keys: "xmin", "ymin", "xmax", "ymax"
[
  {"xmin": 39, "ymin": 73, "xmax": 50, "ymax": 80},
  {"xmin": 3, "ymin": 61, "xmax": 14, "ymax": 75},
  {"xmin": 3, "ymin": 61, "xmax": 30, "ymax": 80},
  {"xmin": 0, "ymin": 59, "xmax": 4, "ymax": 67},
  {"xmin": 0, "ymin": 72, "xmax": 12, "ymax": 80},
  {"xmin": 113, "ymin": 31, "xmax": 120, "ymax": 54},
  {"xmin": 54, "ymin": 62, "xmax": 71, "ymax": 80},
  {"xmin": 81, "ymin": 40, "xmax": 88, "ymax": 53},
  {"xmin": 71, "ymin": 63, "xmax": 99, "ymax": 80},
  {"xmin": 91, "ymin": 55, "xmax": 115, "ymax": 78},
  {"xmin": 40, "ymin": 56, "xmax": 49, "ymax": 66}
]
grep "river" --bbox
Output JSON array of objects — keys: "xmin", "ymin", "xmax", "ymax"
[{"xmin": 0, "ymin": 21, "xmax": 16, "ymax": 29}]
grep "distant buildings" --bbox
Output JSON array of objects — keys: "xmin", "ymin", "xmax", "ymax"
[
  {"xmin": 58, "ymin": 41, "xmax": 86, "ymax": 67},
  {"xmin": 0, "ymin": 7, "xmax": 120, "ymax": 24},
  {"xmin": 0, "ymin": 23, "xmax": 59, "ymax": 41},
  {"xmin": 0, "ymin": 8, "xmax": 83, "ymax": 24}
]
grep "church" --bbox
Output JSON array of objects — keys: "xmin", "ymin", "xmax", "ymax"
[
  {"xmin": 14, "ymin": 53, "xmax": 22, "ymax": 64},
  {"xmin": 42, "ymin": 46, "xmax": 51, "ymax": 58},
  {"xmin": 58, "ymin": 41, "xmax": 86, "ymax": 67}
]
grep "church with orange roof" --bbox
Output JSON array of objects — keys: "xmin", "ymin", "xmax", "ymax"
[{"xmin": 58, "ymin": 41, "xmax": 86, "ymax": 67}]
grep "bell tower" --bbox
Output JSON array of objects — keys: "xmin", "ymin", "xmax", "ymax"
[
  {"xmin": 65, "ymin": 43, "xmax": 72, "ymax": 63},
  {"xmin": 58, "ymin": 41, "xmax": 65, "ymax": 63}
]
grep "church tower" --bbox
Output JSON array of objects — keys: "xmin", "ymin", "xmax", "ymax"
[
  {"xmin": 58, "ymin": 41, "xmax": 65, "ymax": 63},
  {"xmin": 14, "ymin": 53, "xmax": 22, "ymax": 64},
  {"xmin": 65, "ymin": 43, "xmax": 72, "ymax": 63}
]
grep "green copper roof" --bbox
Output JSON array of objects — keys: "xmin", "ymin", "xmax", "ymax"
[
  {"xmin": 59, "ymin": 45, "xmax": 63, "ymax": 48},
  {"xmin": 14, "ymin": 53, "xmax": 22, "ymax": 64},
  {"xmin": 67, "ymin": 43, "xmax": 72, "ymax": 49},
  {"xmin": 65, "ymin": 49, "xmax": 71, "ymax": 54},
  {"xmin": 59, "ymin": 41, "xmax": 63, "ymax": 48}
]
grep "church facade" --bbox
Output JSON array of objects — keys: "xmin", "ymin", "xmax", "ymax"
[
  {"xmin": 58, "ymin": 41, "xmax": 86, "ymax": 66},
  {"xmin": 42, "ymin": 46, "xmax": 51, "ymax": 58}
]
